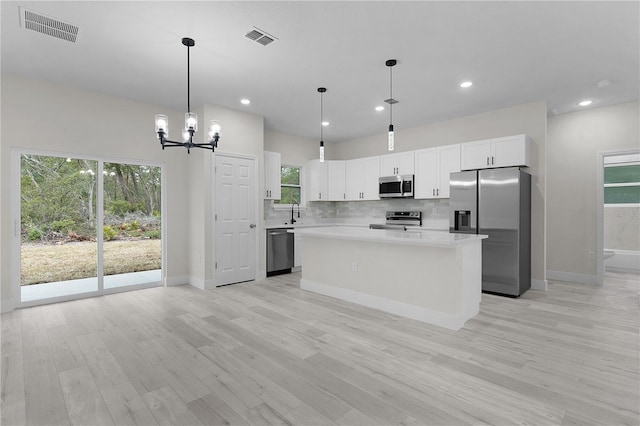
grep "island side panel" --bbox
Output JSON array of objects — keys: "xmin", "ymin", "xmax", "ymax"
[{"xmin": 300, "ymin": 235, "xmax": 481, "ymax": 329}]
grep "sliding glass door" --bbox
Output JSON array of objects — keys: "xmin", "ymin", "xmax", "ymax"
[
  {"xmin": 19, "ymin": 153, "xmax": 162, "ymax": 304},
  {"xmin": 103, "ymin": 162, "xmax": 162, "ymax": 289}
]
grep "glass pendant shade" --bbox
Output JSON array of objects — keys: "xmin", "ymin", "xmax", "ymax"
[
  {"xmin": 319, "ymin": 141, "xmax": 325, "ymax": 162},
  {"xmin": 155, "ymin": 114, "xmax": 168, "ymax": 136},
  {"xmin": 388, "ymin": 124, "xmax": 395, "ymax": 151},
  {"xmin": 185, "ymin": 112, "xmax": 198, "ymax": 131},
  {"xmin": 208, "ymin": 120, "xmax": 221, "ymax": 140}
]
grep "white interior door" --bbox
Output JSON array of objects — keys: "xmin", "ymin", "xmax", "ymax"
[{"xmin": 215, "ymin": 154, "xmax": 256, "ymax": 286}]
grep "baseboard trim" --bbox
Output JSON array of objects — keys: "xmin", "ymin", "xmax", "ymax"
[
  {"xmin": 300, "ymin": 278, "xmax": 475, "ymax": 331},
  {"xmin": 188, "ymin": 277, "xmax": 216, "ymax": 290},
  {"xmin": 165, "ymin": 275, "xmax": 189, "ymax": 287},
  {"xmin": 547, "ymin": 270, "xmax": 598, "ymax": 285},
  {"xmin": 531, "ymin": 279, "xmax": 548, "ymax": 291},
  {"xmin": 1, "ymin": 298, "xmax": 15, "ymax": 313}
]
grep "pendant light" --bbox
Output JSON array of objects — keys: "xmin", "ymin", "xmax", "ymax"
[
  {"xmin": 154, "ymin": 38, "xmax": 221, "ymax": 153},
  {"xmin": 318, "ymin": 87, "xmax": 327, "ymax": 162},
  {"xmin": 385, "ymin": 59, "xmax": 398, "ymax": 151}
]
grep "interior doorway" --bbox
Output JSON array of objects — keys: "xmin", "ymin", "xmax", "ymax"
[
  {"xmin": 214, "ymin": 154, "xmax": 257, "ymax": 286},
  {"xmin": 597, "ymin": 149, "xmax": 640, "ymax": 284}
]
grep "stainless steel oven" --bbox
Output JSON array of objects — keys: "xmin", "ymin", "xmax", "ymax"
[{"xmin": 379, "ymin": 175, "xmax": 414, "ymax": 198}]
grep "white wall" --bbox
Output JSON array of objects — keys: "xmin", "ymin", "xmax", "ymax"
[
  {"xmin": 187, "ymin": 103, "xmax": 265, "ymax": 288},
  {"xmin": 333, "ymin": 101, "xmax": 548, "ymax": 288},
  {"xmin": 264, "ymin": 129, "xmax": 321, "ymax": 166},
  {"xmin": 0, "ymin": 73, "xmax": 191, "ymax": 312},
  {"xmin": 0, "ymin": 74, "xmax": 266, "ymax": 311},
  {"xmin": 547, "ymin": 101, "xmax": 639, "ymax": 282}
]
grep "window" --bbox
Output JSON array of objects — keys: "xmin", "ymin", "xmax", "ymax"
[
  {"xmin": 275, "ymin": 165, "xmax": 301, "ymax": 205},
  {"xmin": 604, "ymin": 162, "xmax": 640, "ymax": 205}
]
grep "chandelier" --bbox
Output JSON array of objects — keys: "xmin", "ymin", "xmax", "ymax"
[{"xmin": 154, "ymin": 38, "xmax": 221, "ymax": 153}]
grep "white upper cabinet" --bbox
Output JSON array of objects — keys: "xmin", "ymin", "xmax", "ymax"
[
  {"xmin": 346, "ymin": 156, "xmax": 380, "ymax": 201},
  {"xmin": 264, "ymin": 151, "xmax": 281, "ymax": 200},
  {"xmin": 461, "ymin": 134, "xmax": 531, "ymax": 170},
  {"xmin": 327, "ymin": 160, "xmax": 346, "ymax": 201},
  {"xmin": 306, "ymin": 159, "xmax": 328, "ymax": 201},
  {"xmin": 307, "ymin": 160, "xmax": 345, "ymax": 201},
  {"xmin": 414, "ymin": 144, "xmax": 461, "ymax": 199},
  {"xmin": 380, "ymin": 151, "xmax": 415, "ymax": 176}
]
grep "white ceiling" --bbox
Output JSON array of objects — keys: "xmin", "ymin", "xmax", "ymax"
[{"xmin": 2, "ymin": 1, "xmax": 638, "ymax": 143}]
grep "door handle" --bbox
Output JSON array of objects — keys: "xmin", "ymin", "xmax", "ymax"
[{"xmin": 249, "ymin": 223, "xmax": 256, "ymax": 228}]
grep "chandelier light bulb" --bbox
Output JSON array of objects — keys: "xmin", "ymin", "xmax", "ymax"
[
  {"xmin": 155, "ymin": 114, "xmax": 168, "ymax": 135},
  {"xmin": 185, "ymin": 112, "xmax": 198, "ymax": 131}
]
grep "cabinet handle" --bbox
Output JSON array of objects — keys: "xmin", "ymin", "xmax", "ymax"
[
  {"xmin": 492, "ymin": 156, "xmax": 494, "ymax": 165},
  {"xmin": 486, "ymin": 157, "xmax": 490, "ymax": 166},
  {"xmin": 344, "ymin": 193, "xmax": 346, "ymax": 200},
  {"xmin": 319, "ymin": 192, "xmax": 321, "ymax": 199},
  {"xmin": 436, "ymin": 188, "xmax": 439, "ymax": 196},
  {"xmin": 432, "ymin": 189, "xmax": 435, "ymax": 196}
]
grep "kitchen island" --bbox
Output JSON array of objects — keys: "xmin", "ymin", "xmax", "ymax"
[{"xmin": 293, "ymin": 226, "xmax": 487, "ymax": 330}]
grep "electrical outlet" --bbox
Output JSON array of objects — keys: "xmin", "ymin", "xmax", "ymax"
[
  {"xmin": 351, "ymin": 262, "xmax": 358, "ymax": 272},
  {"xmin": 588, "ymin": 251, "xmax": 595, "ymax": 260}
]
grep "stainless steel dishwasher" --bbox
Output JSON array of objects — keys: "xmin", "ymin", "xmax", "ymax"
[{"xmin": 267, "ymin": 228, "xmax": 294, "ymax": 276}]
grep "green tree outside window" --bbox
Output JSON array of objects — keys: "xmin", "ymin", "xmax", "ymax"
[{"xmin": 276, "ymin": 166, "xmax": 301, "ymax": 204}]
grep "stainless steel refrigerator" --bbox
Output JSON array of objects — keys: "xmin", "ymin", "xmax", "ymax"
[{"xmin": 449, "ymin": 167, "xmax": 531, "ymax": 297}]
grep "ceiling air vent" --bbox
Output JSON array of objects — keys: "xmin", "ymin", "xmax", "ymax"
[
  {"xmin": 245, "ymin": 27, "xmax": 277, "ymax": 46},
  {"xmin": 20, "ymin": 7, "xmax": 79, "ymax": 43}
]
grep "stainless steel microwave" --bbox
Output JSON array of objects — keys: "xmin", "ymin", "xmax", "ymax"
[{"xmin": 379, "ymin": 175, "xmax": 414, "ymax": 198}]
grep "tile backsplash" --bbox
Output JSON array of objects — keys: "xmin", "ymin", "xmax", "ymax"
[{"xmin": 265, "ymin": 198, "xmax": 450, "ymax": 229}]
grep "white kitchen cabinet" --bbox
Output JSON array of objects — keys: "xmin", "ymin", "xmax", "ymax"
[
  {"xmin": 461, "ymin": 134, "xmax": 531, "ymax": 170},
  {"xmin": 327, "ymin": 160, "xmax": 346, "ymax": 201},
  {"xmin": 380, "ymin": 151, "xmax": 415, "ymax": 176},
  {"xmin": 306, "ymin": 159, "xmax": 328, "ymax": 201},
  {"xmin": 414, "ymin": 144, "xmax": 461, "ymax": 199},
  {"xmin": 264, "ymin": 151, "xmax": 281, "ymax": 200},
  {"xmin": 346, "ymin": 156, "xmax": 380, "ymax": 200}
]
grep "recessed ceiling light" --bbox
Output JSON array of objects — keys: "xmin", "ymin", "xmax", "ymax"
[
  {"xmin": 240, "ymin": 98, "xmax": 251, "ymax": 105},
  {"xmin": 460, "ymin": 81, "xmax": 473, "ymax": 88},
  {"xmin": 578, "ymin": 100, "xmax": 593, "ymax": 107},
  {"xmin": 597, "ymin": 80, "xmax": 611, "ymax": 88},
  {"xmin": 321, "ymin": 121, "xmax": 330, "ymax": 126},
  {"xmin": 375, "ymin": 105, "xmax": 384, "ymax": 112}
]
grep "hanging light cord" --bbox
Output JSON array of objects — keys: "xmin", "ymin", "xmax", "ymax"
[
  {"xmin": 186, "ymin": 44, "xmax": 191, "ymax": 113},
  {"xmin": 320, "ymin": 91, "xmax": 324, "ymax": 141},
  {"xmin": 389, "ymin": 64, "xmax": 393, "ymax": 125}
]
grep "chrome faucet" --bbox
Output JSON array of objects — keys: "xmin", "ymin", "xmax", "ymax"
[{"xmin": 291, "ymin": 203, "xmax": 300, "ymax": 224}]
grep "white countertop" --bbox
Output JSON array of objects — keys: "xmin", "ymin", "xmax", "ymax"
[
  {"xmin": 265, "ymin": 223, "xmax": 369, "ymax": 230},
  {"xmin": 292, "ymin": 226, "xmax": 487, "ymax": 247}
]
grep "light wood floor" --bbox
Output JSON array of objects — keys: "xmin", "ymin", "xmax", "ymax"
[{"xmin": 2, "ymin": 271, "xmax": 639, "ymax": 426}]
